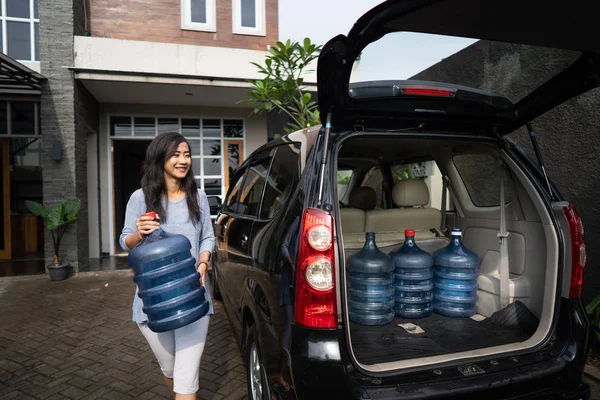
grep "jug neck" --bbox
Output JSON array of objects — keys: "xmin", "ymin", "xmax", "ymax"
[
  {"xmin": 363, "ymin": 232, "xmax": 378, "ymax": 251},
  {"xmin": 450, "ymin": 230, "xmax": 463, "ymax": 248},
  {"xmin": 140, "ymin": 226, "xmax": 166, "ymax": 245},
  {"xmin": 404, "ymin": 229, "xmax": 416, "ymax": 245}
]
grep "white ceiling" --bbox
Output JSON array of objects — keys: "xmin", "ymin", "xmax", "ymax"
[{"xmin": 79, "ymin": 79, "xmax": 254, "ymax": 108}]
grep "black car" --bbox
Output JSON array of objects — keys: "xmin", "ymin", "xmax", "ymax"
[{"xmin": 211, "ymin": 1, "xmax": 595, "ymax": 399}]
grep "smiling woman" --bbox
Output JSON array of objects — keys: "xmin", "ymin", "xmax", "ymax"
[{"xmin": 118, "ymin": 131, "xmax": 216, "ymax": 400}]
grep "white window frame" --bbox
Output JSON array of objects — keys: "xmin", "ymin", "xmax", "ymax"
[
  {"xmin": 181, "ymin": 0, "xmax": 216, "ymax": 32},
  {"xmin": 1, "ymin": 0, "xmax": 39, "ymax": 62},
  {"xmin": 107, "ymin": 113, "xmax": 247, "ymax": 255},
  {"xmin": 232, "ymin": 0, "xmax": 266, "ymax": 37}
]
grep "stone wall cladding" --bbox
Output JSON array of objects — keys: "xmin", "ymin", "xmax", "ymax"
[
  {"xmin": 40, "ymin": 0, "xmax": 99, "ymax": 272},
  {"xmin": 412, "ymin": 41, "xmax": 600, "ymax": 303}
]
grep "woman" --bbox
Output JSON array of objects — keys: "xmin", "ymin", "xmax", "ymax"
[{"xmin": 119, "ymin": 131, "xmax": 215, "ymax": 400}]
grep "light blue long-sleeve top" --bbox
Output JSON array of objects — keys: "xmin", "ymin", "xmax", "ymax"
[{"xmin": 119, "ymin": 188, "xmax": 215, "ymax": 323}]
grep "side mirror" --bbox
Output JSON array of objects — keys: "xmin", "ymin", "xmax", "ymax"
[{"xmin": 206, "ymin": 196, "xmax": 222, "ymax": 217}]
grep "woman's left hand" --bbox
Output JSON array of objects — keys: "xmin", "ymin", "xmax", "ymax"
[{"xmin": 197, "ymin": 261, "xmax": 208, "ymax": 286}]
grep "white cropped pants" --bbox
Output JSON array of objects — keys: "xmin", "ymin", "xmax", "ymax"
[{"xmin": 138, "ymin": 315, "xmax": 210, "ymax": 395}]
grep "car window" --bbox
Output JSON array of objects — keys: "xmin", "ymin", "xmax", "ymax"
[
  {"xmin": 225, "ymin": 168, "xmax": 247, "ymax": 214},
  {"xmin": 236, "ymin": 154, "xmax": 272, "ymax": 217},
  {"xmin": 337, "ymin": 169, "xmax": 353, "ymax": 202},
  {"xmin": 453, "ymin": 153, "xmax": 514, "ymax": 207},
  {"xmin": 259, "ymin": 143, "xmax": 300, "ymax": 220},
  {"xmin": 362, "ymin": 167, "xmax": 383, "ymax": 208}
]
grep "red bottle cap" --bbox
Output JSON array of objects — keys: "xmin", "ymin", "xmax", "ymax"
[
  {"xmin": 405, "ymin": 229, "xmax": 415, "ymax": 237},
  {"xmin": 142, "ymin": 211, "xmax": 158, "ymax": 220}
]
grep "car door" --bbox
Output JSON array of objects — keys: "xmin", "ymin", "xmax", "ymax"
[
  {"xmin": 215, "ymin": 149, "xmax": 273, "ymax": 328},
  {"xmin": 316, "ymin": 0, "xmax": 600, "ymax": 135},
  {"xmin": 247, "ymin": 143, "xmax": 302, "ymax": 371}
]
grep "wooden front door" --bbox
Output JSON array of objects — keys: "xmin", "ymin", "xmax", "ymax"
[{"xmin": 0, "ymin": 139, "xmax": 11, "ymax": 259}]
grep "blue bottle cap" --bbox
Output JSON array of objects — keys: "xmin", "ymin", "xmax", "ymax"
[{"xmin": 451, "ymin": 228, "xmax": 462, "ymax": 236}]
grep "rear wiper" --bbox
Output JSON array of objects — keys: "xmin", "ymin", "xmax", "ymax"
[{"xmin": 526, "ymin": 122, "xmax": 556, "ymax": 200}]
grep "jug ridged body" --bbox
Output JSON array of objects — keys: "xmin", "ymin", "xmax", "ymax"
[
  {"xmin": 390, "ymin": 230, "xmax": 434, "ymax": 318},
  {"xmin": 347, "ymin": 232, "xmax": 395, "ymax": 325},
  {"xmin": 129, "ymin": 215, "xmax": 208, "ymax": 332},
  {"xmin": 432, "ymin": 228, "xmax": 479, "ymax": 318}
]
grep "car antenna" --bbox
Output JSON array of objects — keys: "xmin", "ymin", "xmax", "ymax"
[{"xmin": 526, "ymin": 122, "xmax": 555, "ymax": 200}]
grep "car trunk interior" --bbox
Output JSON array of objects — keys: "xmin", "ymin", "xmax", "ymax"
[{"xmin": 335, "ymin": 134, "xmax": 559, "ymax": 372}]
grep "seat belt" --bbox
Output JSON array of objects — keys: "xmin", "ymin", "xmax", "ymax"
[
  {"xmin": 440, "ymin": 175, "xmax": 450, "ymax": 234},
  {"xmin": 497, "ymin": 175, "xmax": 510, "ymax": 309}
]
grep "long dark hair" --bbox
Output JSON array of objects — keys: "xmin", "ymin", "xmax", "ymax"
[{"xmin": 141, "ymin": 131, "xmax": 201, "ymax": 225}]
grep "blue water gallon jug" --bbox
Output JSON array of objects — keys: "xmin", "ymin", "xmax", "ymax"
[
  {"xmin": 433, "ymin": 228, "xmax": 479, "ymax": 318},
  {"xmin": 347, "ymin": 232, "xmax": 395, "ymax": 326},
  {"xmin": 389, "ymin": 230, "xmax": 434, "ymax": 318},
  {"xmin": 129, "ymin": 212, "xmax": 209, "ymax": 332}
]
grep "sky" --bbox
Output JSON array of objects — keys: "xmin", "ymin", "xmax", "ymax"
[{"xmin": 278, "ymin": 0, "xmax": 478, "ymax": 80}]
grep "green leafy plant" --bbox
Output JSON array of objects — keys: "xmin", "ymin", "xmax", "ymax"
[
  {"xmin": 25, "ymin": 199, "xmax": 81, "ymax": 267},
  {"xmin": 240, "ymin": 38, "xmax": 322, "ymax": 135},
  {"xmin": 392, "ymin": 164, "xmax": 414, "ymax": 182},
  {"xmin": 586, "ymin": 295, "xmax": 600, "ymax": 346},
  {"xmin": 337, "ymin": 171, "xmax": 351, "ymax": 185}
]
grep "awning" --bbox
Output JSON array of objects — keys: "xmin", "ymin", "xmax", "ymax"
[{"xmin": 0, "ymin": 52, "xmax": 45, "ymax": 96}]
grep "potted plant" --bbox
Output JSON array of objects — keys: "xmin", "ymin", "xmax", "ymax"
[{"xmin": 25, "ymin": 198, "xmax": 81, "ymax": 281}]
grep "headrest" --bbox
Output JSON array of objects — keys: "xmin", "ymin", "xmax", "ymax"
[
  {"xmin": 392, "ymin": 179, "xmax": 429, "ymax": 207},
  {"xmin": 349, "ymin": 186, "xmax": 377, "ymax": 210}
]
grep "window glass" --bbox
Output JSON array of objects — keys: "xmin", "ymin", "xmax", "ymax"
[
  {"xmin": 182, "ymin": 119, "xmax": 200, "ymax": 138},
  {"xmin": 7, "ymin": 21, "xmax": 30, "ymax": 61},
  {"xmin": 223, "ymin": 120, "xmax": 243, "ymax": 138},
  {"xmin": 11, "ymin": 102, "xmax": 35, "ymax": 135},
  {"xmin": 111, "ymin": 117, "xmax": 131, "ymax": 136},
  {"xmin": 241, "ymin": 0, "xmax": 256, "ymax": 28},
  {"xmin": 233, "ymin": 0, "xmax": 264, "ymax": 35},
  {"xmin": 204, "ymin": 178, "xmax": 221, "ymax": 196},
  {"xmin": 34, "ymin": 22, "xmax": 39, "ymax": 61},
  {"xmin": 182, "ymin": 0, "xmax": 215, "ymax": 31},
  {"xmin": 0, "ymin": 102, "xmax": 6, "ymax": 135},
  {"xmin": 203, "ymin": 140, "xmax": 221, "ymax": 156},
  {"xmin": 203, "ymin": 119, "xmax": 221, "ymax": 138},
  {"xmin": 134, "ymin": 117, "xmax": 155, "ymax": 137},
  {"xmin": 361, "ymin": 167, "xmax": 383, "ymax": 208},
  {"xmin": 337, "ymin": 169, "xmax": 353, "ymax": 200},
  {"xmin": 158, "ymin": 118, "xmax": 179, "ymax": 135},
  {"xmin": 190, "ymin": 0, "xmax": 207, "ymax": 23},
  {"xmin": 203, "ymin": 158, "xmax": 221, "ymax": 176},
  {"xmin": 453, "ymin": 153, "xmax": 514, "ymax": 207},
  {"xmin": 226, "ymin": 169, "xmax": 246, "ymax": 213},
  {"xmin": 260, "ymin": 144, "xmax": 300, "ymax": 220},
  {"xmin": 191, "ymin": 157, "xmax": 201, "ymax": 177},
  {"xmin": 237, "ymin": 157, "xmax": 270, "ymax": 217},
  {"xmin": 6, "ymin": 0, "xmax": 29, "ymax": 18}
]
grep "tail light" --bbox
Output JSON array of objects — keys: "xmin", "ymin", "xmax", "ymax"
[
  {"xmin": 294, "ymin": 208, "xmax": 336, "ymax": 329},
  {"xmin": 563, "ymin": 204, "xmax": 586, "ymax": 299}
]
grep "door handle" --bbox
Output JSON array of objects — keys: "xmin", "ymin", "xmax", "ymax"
[{"xmin": 241, "ymin": 234, "xmax": 248, "ymax": 248}]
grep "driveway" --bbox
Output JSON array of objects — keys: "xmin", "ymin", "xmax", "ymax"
[
  {"xmin": 0, "ymin": 271, "xmax": 248, "ymax": 400},
  {"xmin": 0, "ymin": 271, "xmax": 598, "ymax": 399}
]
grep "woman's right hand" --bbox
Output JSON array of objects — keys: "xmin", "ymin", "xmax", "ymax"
[{"xmin": 136, "ymin": 214, "xmax": 160, "ymax": 236}]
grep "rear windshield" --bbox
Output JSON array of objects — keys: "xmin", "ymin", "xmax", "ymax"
[{"xmin": 350, "ymin": 32, "xmax": 581, "ymax": 104}]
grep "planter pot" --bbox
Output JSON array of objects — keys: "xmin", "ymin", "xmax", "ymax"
[{"xmin": 47, "ymin": 264, "xmax": 70, "ymax": 281}]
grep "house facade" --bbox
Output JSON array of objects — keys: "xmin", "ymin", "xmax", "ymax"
[{"xmin": 0, "ymin": 0, "xmax": 316, "ymax": 276}]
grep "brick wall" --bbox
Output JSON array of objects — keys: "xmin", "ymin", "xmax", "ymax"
[
  {"xmin": 40, "ymin": 0, "xmax": 99, "ymax": 273},
  {"xmin": 412, "ymin": 41, "xmax": 600, "ymax": 304},
  {"xmin": 89, "ymin": 0, "xmax": 278, "ymax": 50}
]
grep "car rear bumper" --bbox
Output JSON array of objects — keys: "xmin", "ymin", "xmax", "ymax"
[{"xmin": 288, "ymin": 300, "xmax": 590, "ymax": 400}]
